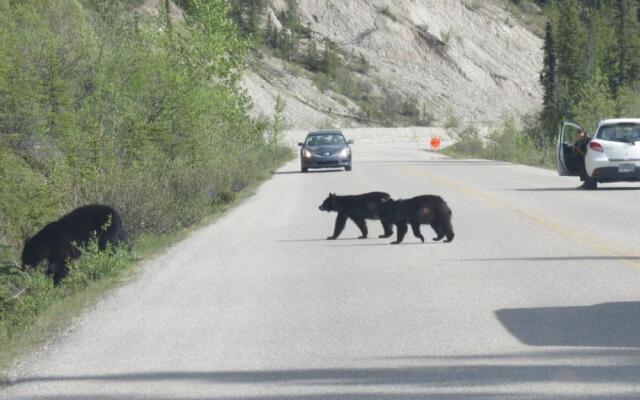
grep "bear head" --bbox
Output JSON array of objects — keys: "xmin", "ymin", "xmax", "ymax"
[
  {"xmin": 21, "ymin": 235, "xmax": 48, "ymax": 271},
  {"xmin": 318, "ymin": 193, "xmax": 338, "ymax": 212}
]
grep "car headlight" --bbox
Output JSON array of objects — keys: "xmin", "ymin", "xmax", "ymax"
[
  {"xmin": 303, "ymin": 149, "xmax": 313, "ymax": 158},
  {"xmin": 339, "ymin": 148, "xmax": 350, "ymax": 158}
]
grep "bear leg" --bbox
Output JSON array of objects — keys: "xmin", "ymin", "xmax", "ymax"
[
  {"xmin": 441, "ymin": 219, "xmax": 455, "ymax": 243},
  {"xmin": 410, "ymin": 223, "xmax": 425, "ymax": 243},
  {"xmin": 431, "ymin": 223, "xmax": 445, "ymax": 241},
  {"xmin": 379, "ymin": 220, "xmax": 394, "ymax": 238},
  {"xmin": 48, "ymin": 261, "xmax": 67, "ymax": 286},
  {"xmin": 392, "ymin": 223, "xmax": 408, "ymax": 244},
  {"xmin": 328, "ymin": 213, "xmax": 348, "ymax": 240},
  {"xmin": 352, "ymin": 217, "xmax": 368, "ymax": 239}
]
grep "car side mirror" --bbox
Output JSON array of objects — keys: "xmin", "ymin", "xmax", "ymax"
[
  {"xmin": 297, "ymin": 142, "xmax": 304, "ymax": 146},
  {"xmin": 347, "ymin": 139, "xmax": 354, "ymax": 145}
]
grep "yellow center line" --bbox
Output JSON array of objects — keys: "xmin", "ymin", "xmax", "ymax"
[{"xmin": 399, "ymin": 164, "xmax": 640, "ymax": 270}]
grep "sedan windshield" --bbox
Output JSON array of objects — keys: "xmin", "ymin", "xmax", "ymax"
[
  {"xmin": 597, "ymin": 123, "xmax": 640, "ymax": 143},
  {"xmin": 305, "ymin": 134, "xmax": 346, "ymax": 146}
]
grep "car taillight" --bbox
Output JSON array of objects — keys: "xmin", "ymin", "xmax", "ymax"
[{"xmin": 589, "ymin": 141, "xmax": 604, "ymax": 152}]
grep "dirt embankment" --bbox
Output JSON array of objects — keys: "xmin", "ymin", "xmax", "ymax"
[{"xmin": 243, "ymin": 0, "xmax": 543, "ymax": 132}]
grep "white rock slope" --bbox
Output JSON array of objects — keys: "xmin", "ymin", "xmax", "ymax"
[{"xmin": 243, "ymin": 0, "xmax": 543, "ymax": 130}]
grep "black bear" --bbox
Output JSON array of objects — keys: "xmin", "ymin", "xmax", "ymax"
[
  {"xmin": 379, "ymin": 195, "xmax": 454, "ymax": 244},
  {"xmin": 318, "ymin": 192, "xmax": 394, "ymax": 239},
  {"xmin": 21, "ymin": 204, "xmax": 126, "ymax": 285}
]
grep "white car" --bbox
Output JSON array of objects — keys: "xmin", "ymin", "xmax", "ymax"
[{"xmin": 556, "ymin": 118, "xmax": 640, "ymax": 189}]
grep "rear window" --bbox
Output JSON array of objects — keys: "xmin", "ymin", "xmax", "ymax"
[
  {"xmin": 597, "ymin": 123, "xmax": 640, "ymax": 143},
  {"xmin": 305, "ymin": 134, "xmax": 346, "ymax": 146}
]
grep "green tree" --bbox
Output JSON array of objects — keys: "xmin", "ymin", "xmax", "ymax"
[
  {"xmin": 321, "ymin": 40, "xmax": 339, "ymax": 77},
  {"xmin": 540, "ymin": 21, "xmax": 559, "ymax": 137},
  {"xmin": 555, "ymin": 0, "xmax": 588, "ymax": 119},
  {"xmin": 571, "ymin": 68, "xmax": 617, "ymax": 133},
  {"xmin": 616, "ymin": 85, "xmax": 640, "ymax": 115},
  {"xmin": 612, "ymin": 0, "xmax": 640, "ymax": 90},
  {"xmin": 307, "ymin": 37, "xmax": 319, "ymax": 71},
  {"xmin": 284, "ymin": 0, "xmax": 299, "ymax": 60}
]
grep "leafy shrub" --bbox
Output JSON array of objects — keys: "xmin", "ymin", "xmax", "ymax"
[
  {"xmin": 0, "ymin": 0, "xmax": 292, "ymax": 360},
  {"xmin": 444, "ymin": 118, "xmax": 555, "ymax": 169}
]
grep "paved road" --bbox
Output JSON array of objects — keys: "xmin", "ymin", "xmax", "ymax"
[{"xmin": 3, "ymin": 144, "xmax": 640, "ymax": 399}]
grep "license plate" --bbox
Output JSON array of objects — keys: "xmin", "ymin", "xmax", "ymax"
[{"xmin": 618, "ymin": 163, "xmax": 635, "ymax": 173}]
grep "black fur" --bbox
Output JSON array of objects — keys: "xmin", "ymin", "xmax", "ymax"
[
  {"xmin": 379, "ymin": 195, "xmax": 454, "ymax": 244},
  {"xmin": 318, "ymin": 192, "xmax": 394, "ymax": 239},
  {"xmin": 21, "ymin": 204, "xmax": 126, "ymax": 285}
]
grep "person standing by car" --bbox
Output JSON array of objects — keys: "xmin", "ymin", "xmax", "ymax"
[{"xmin": 572, "ymin": 127, "xmax": 591, "ymax": 188}]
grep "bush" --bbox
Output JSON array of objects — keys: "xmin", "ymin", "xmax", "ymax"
[
  {"xmin": 448, "ymin": 125, "xmax": 485, "ymax": 154},
  {"xmin": 0, "ymin": 0, "xmax": 293, "ymax": 360},
  {"xmin": 444, "ymin": 118, "xmax": 555, "ymax": 169}
]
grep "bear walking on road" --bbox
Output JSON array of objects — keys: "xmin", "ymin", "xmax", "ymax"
[
  {"xmin": 21, "ymin": 204, "xmax": 126, "ymax": 285},
  {"xmin": 379, "ymin": 195, "xmax": 454, "ymax": 244},
  {"xmin": 318, "ymin": 192, "xmax": 394, "ymax": 239}
]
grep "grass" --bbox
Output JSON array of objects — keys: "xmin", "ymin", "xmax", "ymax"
[{"xmin": 0, "ymin": 150, "xmax": 295, "ymax": 383}]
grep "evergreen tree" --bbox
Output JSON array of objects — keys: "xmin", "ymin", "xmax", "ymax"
[
  {"xmin": 612, "ymin": 0, "xmax": 640, "ymax": 90},
  {"xmin": 540, "ymin": 21, "xmax": 559, "ymax": 137},
  {"xmin": 555, "ymin": 0, "xmax": 588, "ymax": 119},
  {"xmin": 616, "ymin": 85, "xmax": 640, "ymax": 115},
  {"xmin": 585, "ymin": 6, "xmax": 618, "ymax": 90},
  {"xmin": 263, "ymin": 10, "xmax": 274, "ymax": 47},
  {"xmin": 278, "ymin": 29, "xmax": 290, "ymax": 59},
  {"xmin": 283, "ymin": 0, "xmax": 299, "ymax": 60},
  {"xmin": 247, "ymin": 0, "xmax": 260, "ymax": 36},
  {"xmin": 321, "ymin": 40, "xmax": 338, "ymax": 77},
  {"xmin": 571, "ymin": 67, "xmax": 616, "ymax": 133},
  {"xmin": 307, "ymin": 37, "xmax": 318, "ymax": 71}
]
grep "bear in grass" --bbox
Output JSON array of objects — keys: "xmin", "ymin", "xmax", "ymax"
[
  {"xmin": 21, "ymin": 204, "xmax": 126, "ymax": 285},
  {"xmin": 318, "ymin": 192, "xmax": 394, "ymax": 239},
  {"xmin": 379, "ymin": 195, "xmax": 454, "ymax": 244}
]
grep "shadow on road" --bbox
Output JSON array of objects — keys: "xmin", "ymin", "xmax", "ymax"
[
  {"xmin": 276, "ymin": 237, "xmax": 368, "ymax": 243},
  {"xmin": 3, "ymin": 393, "xmax": 622, "ymax": 400},
  {"xmin": 496, "ymin": 301, "xmax": 640, "ymax": 347},
  {"xmin": 359, "ymin": 160, "xmax": 509, "ymax": 167},
  {"xmin": 514, "ymin": 186, "xmax": 640, "ymax": 192},
  {"xmin": 458, "ymin": 256, "xmax": 640, "ymax": 262},
  {"xmin": 6, "ymin": 348, "xmax": 640, "ymax": 399},
  {"xmin": 272, "ymin": 169, "xmax": 344, "ymax": 175},
  {"xmin": 328, "ymin": 241, "xmax": 441, "ymax": 247}
]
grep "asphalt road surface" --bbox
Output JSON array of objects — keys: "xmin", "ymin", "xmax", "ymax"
[{"xmin": 3, "ymin": 144, "xmax": 640, "ymax": 400}]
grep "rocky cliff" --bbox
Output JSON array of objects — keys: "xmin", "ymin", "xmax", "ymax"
[{"xmin": 243, "ymin": 0, "xmax": 543, "ymax": 130}]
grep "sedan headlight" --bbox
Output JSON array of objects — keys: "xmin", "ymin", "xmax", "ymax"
[
  {"xmin": 339, "ymin": 148, "xmax": 350, "ymax": 158},
  {"xmin": 303, "ymin": 149, "xmax": 313, "ymax": 158}
]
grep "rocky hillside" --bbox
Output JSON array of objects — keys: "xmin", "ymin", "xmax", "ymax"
[{"xmin": 243, "ymin": 0, "xmax": 544, "ymax": 130}]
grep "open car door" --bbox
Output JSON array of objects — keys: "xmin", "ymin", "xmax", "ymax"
[{"xmin": 556, "ymin": 121, "xmax": 582, "ymax": 176}]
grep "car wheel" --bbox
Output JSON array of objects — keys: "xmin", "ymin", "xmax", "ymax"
[
  {"xmin": 345, "ymin": 165, "xmax": 352, "ymax": 171},
  {"xmin": 584, "ymin": 176, "xmax": 597, "ymax": 190}
]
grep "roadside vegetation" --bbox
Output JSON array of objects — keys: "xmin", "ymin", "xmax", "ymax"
[
  {"xmin": 448, "ymin": 0, "xmax": 640, "ymax": 167},
  {"xmin": 444, "ymin": 115, "xmax": 555, "ymax": 169},
  {"xmin": 0, "ymin": 0, "xmax": 291, "ymax": 370}
]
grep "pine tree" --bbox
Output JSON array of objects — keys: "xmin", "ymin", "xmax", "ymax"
[
  {"xmin": 247, "ymin": 0, "xmax": 265, "ymax": 37},
  {"xmin": 307, "ymin": 37, "xmax": 318, "ymax": 71},
  {"xmin": 540, "ymin": 21, "xmax": 559, "ymax": 137},
  {"xmin": 555, "ymin": 0, "xmax": 588, "ymax": 120},
  {"xmin": 612, "ymin": 0, "xmax": 640, "ymax": 90},
  {"xmin": 571, "ymin": 67, "xmax": 616, "ymax": 132},
  {"xmin": 263, "ymin": 11, "xmax": 273, "ymax": 47},
  {"xmin": 284, "ymin": 0, "xmax": 298, "ymax": 60}
]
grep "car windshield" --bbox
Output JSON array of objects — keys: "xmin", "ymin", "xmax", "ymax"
[
  {"xmin": 305, "ymin": 134, "xmax": 345, "ymax": 146},
  {"xmin": 597, "ymin": 123, "xmax": 640, "ymax": 143}
]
